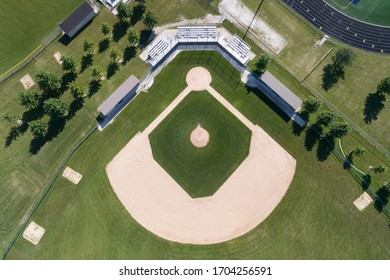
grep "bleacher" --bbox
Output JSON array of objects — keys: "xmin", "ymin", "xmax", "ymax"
[
  {"xmin": 146, "ymin": 34, "xmax": 176, "ymax": 67},
  {"xmin": 177, "ymin": 25, "xmax": 218, "ymax": 43},
  {"xmin": 225, "ymin": 35, "xmax": 251, "ymax": 65}
]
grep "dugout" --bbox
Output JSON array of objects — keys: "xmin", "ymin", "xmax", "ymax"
[{"xmin": 98, "ymin": 75, "xmax": 140, "ymax": 118}]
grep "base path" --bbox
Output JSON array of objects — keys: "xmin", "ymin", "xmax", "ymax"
[{"xmin": 106, "ymin": 67, "xmax": 296, "ymax": 244}]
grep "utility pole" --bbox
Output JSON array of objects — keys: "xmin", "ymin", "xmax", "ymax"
[{"xmin": 243, "ymin": 0, "xmax": 265, "ymax": 40}]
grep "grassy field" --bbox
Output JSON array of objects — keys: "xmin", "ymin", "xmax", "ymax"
[
  {"xmin": 0, "ymin": 1, "xmax": 209, "ymax": 255},
  {"xmin": 241, "ymin": 0, "xmax": 390, "ymax": 155},
  {"xmin": 5, "ymin": 51, "xmax": 390, "ymax": 259},
  {"xmin": 150, "ymin": 90, "xmax": 251, "ymax": 198},
  {"xmin": 0, "ymin": 0, "xmax": 83, "ymax": 75},
  {"xmin": 325, "ymin": 0, "xmax": 390, "ymax": 26}
]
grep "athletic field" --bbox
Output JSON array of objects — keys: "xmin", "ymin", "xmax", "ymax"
[
  {"xmin": 6, "ymin": 51, "xmax": 390, "ymax": 259},
  {"xmin": 325, "ymin": 0, "xmax": 390, "ymax": 26},
  {"xmin": 0, "ymin": 0, "xmax": 84, "ymax": 75}
]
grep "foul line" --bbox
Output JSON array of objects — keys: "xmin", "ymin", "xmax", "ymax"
[{"xmin": 0, "ymin": 44, "xmax": 43, "ymax": 79}]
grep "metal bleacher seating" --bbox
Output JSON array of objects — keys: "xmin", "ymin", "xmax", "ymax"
[
  {"xmin": 177, "ymin": 25, "xmax": 218, "ymax": 42},
  {"xmin": 226, "ymin": 35, "xmax": 251, "ymax": 65},
  {"xmin": 147, "ymin": 35, "xmax": 175, "ymax": 67}
]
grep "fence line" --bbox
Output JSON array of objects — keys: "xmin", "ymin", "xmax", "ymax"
[
  {"xmin": 0, "ymin": 125, "xmax": 97, "ymax": 260},
  {"xmin": 0, "ymin": 27, "xmax": 62, "ymax": 84}
]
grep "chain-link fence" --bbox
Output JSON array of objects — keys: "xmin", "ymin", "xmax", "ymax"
[{"xmin": 0, "ymin": 125, "xmax": 97, "ymax": 260}]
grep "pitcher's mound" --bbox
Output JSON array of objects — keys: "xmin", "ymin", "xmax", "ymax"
[{"xmin": 190, "ymin": 124, "xmax": 209, "ymax": 148}]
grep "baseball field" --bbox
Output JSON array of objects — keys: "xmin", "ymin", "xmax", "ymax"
[{"xmin": 5, "ymin": 51, "xmax": 390, "ymax": 259}]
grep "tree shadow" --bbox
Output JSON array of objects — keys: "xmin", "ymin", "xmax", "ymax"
[
  {"xmin": 316, "ymin": 136, "xmax": 335, "ymax": 161},
  {"xmin": 361, "ymin": 174, "xmax": 371, "ymax": 190},
  {"xmin": 107, "ymin": 62, "xmax": 120, "ymax": 79},
  {"xmin": 5, "ymin": 126, "xmax": 22, "ymax": 147},
  {"xmin": 304, "ymin": 124, "xmax": 322, "ymax": 151},
  {"xmin": 88, "ymin": 80, "xmax": 102, "ymax": 97},
  {"xmin": 98, "ymin": 38, "xmax": 110, "ymax": 53},
  {"xmin": 81, "ymin": 54, "xmax": 94, "ymax": 72},
  {"xmin": 61, "ymin": 72, "xmax": 78, "ymax": 91},
  {"xmin": 363, "ymin": 92, "xmax": 386, "ymax": 124},
  {"xmin": 139, "ymin": 29, "xmax": 154, "ymax": 47},
  {"xmin": 122, "ymin": 46, "xmax": 137, "ymax": 64},
  {"xmin": 29, "ymin": 117, "xmax": 66, "ymax": 154},
  {"xmin": 112, "ymin": 21, "xmax": 128, "ymax": 42},
  {"xmin": 374, "ymin": 185, "xmax": 390, "ymax": 213},
  {"xmin": 245, "ymin": 85, "xmax": 290, "ymax": 123},
  {"xmin": 131, "ymin": 5, "xmax": 146, "ymax": 25},
  {"xmin": 67, "ymin": 98, "xmax": 85, "ymax": 120},
  {"xmin": 321, "ymin": 64, "xmax": 344, "ymax": 91},
  {"xmin": 291, "ymin": 121, "xmax": 305, "ymax": 136}
]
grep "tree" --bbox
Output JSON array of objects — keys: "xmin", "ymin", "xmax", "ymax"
[
  {"xmin": 254, "ymin": 54, "xmax": 270, "ymax": 75},
  {"xmin": 348, "ymin": 146, "xmax": 366, "ymax": 161},
  {"xmin": 91, "ymin": 66, "xmax": 103, "ymax": 81},
  {"xmin": 328, "ymin": 122, "xmax": 351, "ymax": 138},
  {"xmin": 127, "ymin": 28, "xmax": 140, "ymax": 46},
  {"xmin": 377, "ymin": 77, "xmax": 390, "ymax": 94},
  {"xmin": 369, "ymin": 165, "xmax": 386, "ymax": 175},
  {"xmin": 110, "ymin": 47, "xmax": 121, "ymax": 64},
  {"xmin": 19, "ymin": 91, "xmax": 39, "ymax": 110},
  {"xmin": 316, "ymin": 110, "xmax": 336, "ymax": 127},
  {"xmin": 142, "ymin": 10, "xmax": 158, "ymax": 30},
  {"xmin": 29, "ymin": 119, "xmax": 47, "ymax": 137},
  {"xmin": 35, "ymin": 70, "xmax": 62, "ymax": 93},
  {"xmin": 61, "ymin": 56, "xmax": 78, "ymax": 73},
  {"xmin": 101, "ymin": 22, "xmax": 113, "ymax": 36},
  {"xmin": 301, "ymin": 97, "xmax": 322, "ymax": 114},
  {"xmin": 43, "ymin": 98, "xmax": 68, "ymax": 118},
  {"xmin": 83, "ymin": 39, "xmax": 95, "ymax": 54},
  {"xmin": 332, "ymin": 48, "xmax": 356, "ymax": 70},
  {"xmin": 117, "ymin": 2, "xmax": 133, "ymax": 24},
  {"xmin": 68, "ymin": 81, "xmax": 85, "ymax": 99},
  {"xmin": 136, "ymin": 0, "xmax": 147, "ymax": 6},
  {"xmin": 3, "ymin": 114, "xmax": 21, "ymax": 124}
]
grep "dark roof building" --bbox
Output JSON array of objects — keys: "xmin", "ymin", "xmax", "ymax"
[
  {"xmin": 59, "ymin": 2, "xmax": 97, "ymax": 38},
  {"xmin": 98, "ymin": 75, "xmax": 140, "ymax": 117},
  {"xmin": 257, "ymin": 71, "xmax": 302, "ymax": 118}
]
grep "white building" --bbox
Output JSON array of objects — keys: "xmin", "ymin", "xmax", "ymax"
[{"xmin": 99, "ymin": 0, "xmax": 129, "ymax": 9}]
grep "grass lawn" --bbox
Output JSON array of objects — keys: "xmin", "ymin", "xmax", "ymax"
[
  {"xmin": 0, "ymin": 2, "xmax": 210, "ymax": 255},
  {"xmin": 5, "ymin": 52, "xmax": 390, "ymax": 259},
  {"xmin": 325, "ymin": 0, "xmax": 390, "ymax": 26},
  {"xmin": 305, "ymin": 44, "xmax": 390, "ymax": 151},
  {"xmin": 150, "ymin": 91, "xmax": 251, "ymax": 198},
  {"xmin": 240, "ymin": 0, "xmax": 390, "ymax": 160},
  {"xmin": 0, "ymin": 0, "xmax": 83, "ymax": 75}
]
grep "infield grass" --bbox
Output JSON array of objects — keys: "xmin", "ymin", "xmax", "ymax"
[
  {"xmin": 150, "ymin": 91, "xmax": 251, "ymax": 198},
  {"xmin": 325, "ymin": 0, "xmax": 390, "ymax": 26},
  {"xmin": 6, "ymin": 51, "xmax": 390, "ymax": 259}
]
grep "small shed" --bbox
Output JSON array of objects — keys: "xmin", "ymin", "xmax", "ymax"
[
  {"xmin": 98, "ymin": 75, "xmax": 140, "ymax": 117},
  {"xmin": 59, "ymin": 2, "xmax": 98, "ymax": 38}
]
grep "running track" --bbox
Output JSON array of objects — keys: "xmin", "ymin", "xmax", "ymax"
[{"xmin": 281, "ymin": 0, "xmax": 390, "ymax": 54}]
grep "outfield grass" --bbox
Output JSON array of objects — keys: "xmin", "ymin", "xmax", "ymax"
[
  {"xmin": 0, "ymin": 2, "xmax": 209, "ymax": 254},
  {"xmin": 325, "ymin": 0, "xmax": 390, "ymax": 26},
  {"xmin": 0, "ymin": 0, "xmax": 83, "ymax": 75},
  {"xmin": 5, "ymin": 52, "xmax": 390, "ymax": 259},
  {"xmin": 150, "ymin": 91, "xmax": 251, "ymax": 198}
]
